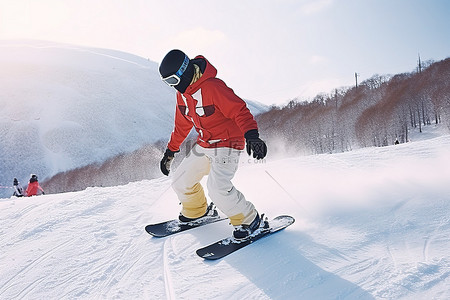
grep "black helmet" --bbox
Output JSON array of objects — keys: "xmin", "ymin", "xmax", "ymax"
[
  {"xmin": 30, "ymin": 174, "xmax": 38, "ymax": 183},
  {"xmin": 159, "ymin": 49, "xmax": 195, "ymax": 93},
  {"xmin": 13, "ymin": 178, "xmax": 18, "ymax": 185}
]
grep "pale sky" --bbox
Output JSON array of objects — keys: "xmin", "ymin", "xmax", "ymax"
[{"xmin": 1, "ymin": 0, "xmax": 449, "ymax": 105}]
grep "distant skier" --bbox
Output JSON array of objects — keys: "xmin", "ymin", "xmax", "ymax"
[
  {"xmin": 158, "ymin": 49, "xmax": 267, "ymax": 239},
  {"xmin": 13, "ymin": 178, "xmax": 24, "ymax": 197},
  {"xmin": 26, "ymin": 174, "xmax": 45, "ymax": 196}
]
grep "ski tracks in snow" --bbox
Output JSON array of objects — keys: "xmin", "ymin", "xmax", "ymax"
[
  {"xmin": 0, "ymin": 181, "xmax": 170, "ymax": 299},
  {"xmin": 371, "ymin": 198, "xmax": 450, "ymax": 298},
  {"xmin": 422, "ymin": 216, "xmax": 449, "ymax": 263},
  {"xmin": 163, "ymin": 237, "xmax": 177, "ymax": 300},
  {"xmin": 0, "ymin": 239, "xmax": 72, "ymax": 299}
]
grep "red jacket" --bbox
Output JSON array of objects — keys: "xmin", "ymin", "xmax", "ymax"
[
  {"xmin": 26, "ymin": 181, "xmax": 44, "ymax": 196},
  {"xmin": 167, "ymin": 56, "xmax": 258, "ymax": 151}
]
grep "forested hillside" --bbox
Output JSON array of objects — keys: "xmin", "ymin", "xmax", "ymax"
[
  {"xmin": 42, "ymin": 144, "xmax": 162, "ymax": 194},
  {"xmin": 257, "ymin": 58, "xmax": 450, "ymax": 154}
]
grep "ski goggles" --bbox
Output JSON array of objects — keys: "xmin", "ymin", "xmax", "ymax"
[{"xmin": 161, "ymin": 55, "xmax": 189, "ymax": 87}]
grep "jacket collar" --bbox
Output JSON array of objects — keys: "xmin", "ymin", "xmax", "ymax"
[{"xmin": 182, "ymin": 56, "xmax": 217, "ymax": 95}]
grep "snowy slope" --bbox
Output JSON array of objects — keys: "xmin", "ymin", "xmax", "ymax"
[
  {"xmin": 1, "ymin": 130, "xmax": 449, "ymax": 299},
  {"xmin": 0, "ymin": 40, "xmax": 267, "ymax": 197},
  {"xmin": 0, "ymin": 40, "xmax": 175, "ymax": 195}
]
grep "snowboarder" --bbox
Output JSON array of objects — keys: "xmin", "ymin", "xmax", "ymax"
[
  {"xmin": 158, "ymin": 49, "xmax": 267, "ymax": 239},
  {"xmin": 25, "ymin": 174, "xmax": 45, "ymax": 196},
  {"xmin": 13, "ymin": 178, "xmax": 24, "ymax": 197}
]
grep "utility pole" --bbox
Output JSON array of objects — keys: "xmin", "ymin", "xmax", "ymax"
[
  {"xmin": 417, "ymin": 53, "xmax": 422, "ymax": 73},
  {"xmin": 355, "ymin": 72, "xmax": 359, "ymax": 88},
  {"xmin": 335, "ymin": 88, "xmax": 338, "ymax": 109}
]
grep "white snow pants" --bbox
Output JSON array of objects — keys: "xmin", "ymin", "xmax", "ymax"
[{"xmin": 172, "ymin": 144, "xmax": 257, "ymax": 226}]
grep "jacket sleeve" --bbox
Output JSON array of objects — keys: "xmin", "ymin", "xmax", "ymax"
[
  {"xmin": 25, "ymin": 185, "xmax": 31, "ymax": 196},
  {"xmin": 207, "ymin": 79, "xmax": 258, "ymax": 134},
  {"xmin": 167, "ymin": 95, "xmax": 193, "ymax": 152}
]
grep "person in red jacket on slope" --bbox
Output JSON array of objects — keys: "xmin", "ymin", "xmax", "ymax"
[
  {"xmin": 159, "ymin": 49, "xmax": 267, "ymax": 239},
  {"xmin": 26, "ymin": 174, "xmax": 45, "ymax": 197}
]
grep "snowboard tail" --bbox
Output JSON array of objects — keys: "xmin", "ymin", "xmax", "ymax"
[{"xmin": 145, "ymin": 214, "xmax": 226, "ymax": 237}]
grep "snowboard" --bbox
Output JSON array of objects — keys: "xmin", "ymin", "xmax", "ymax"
[
  {"xmin": 196, "ymin": 215, "xmax": 295, "ymax": 260},
  {"xmin": 145, "ymin": 214, "xmax": 226, "ymax": 237}
]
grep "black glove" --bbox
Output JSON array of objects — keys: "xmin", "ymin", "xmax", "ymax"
[
  {"xmin": 244, "ymin": 129, "xmax": 267, "ymax": 160},
  {"xmin": 160, "ymin": 148, "xmax": 178, "ymax": 176}
]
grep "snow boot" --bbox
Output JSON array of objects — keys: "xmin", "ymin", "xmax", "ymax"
[
  {"xmin": 178, "ymin": 202, "xmax": 218, "ymax": 223},
  {"xmin": 233, "ymin": 213, "xmax": 269, "ymax": 239}
]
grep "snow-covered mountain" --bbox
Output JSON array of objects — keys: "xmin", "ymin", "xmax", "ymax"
[
  {"xmin": 0, "ymin": 40, "xmax": 174, "ymax": 195},
  {"xmin": 0, "ymin": 40, "xmax": 267, "ymax": 197},
  {"xmin": 1, "ymin": 127, "xmax": 449, "ymax": 299}
]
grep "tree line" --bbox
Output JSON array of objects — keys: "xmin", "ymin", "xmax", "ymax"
[{"xmin": 257, "ymin": 57, "xmax": 450, "ymax": 154}]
